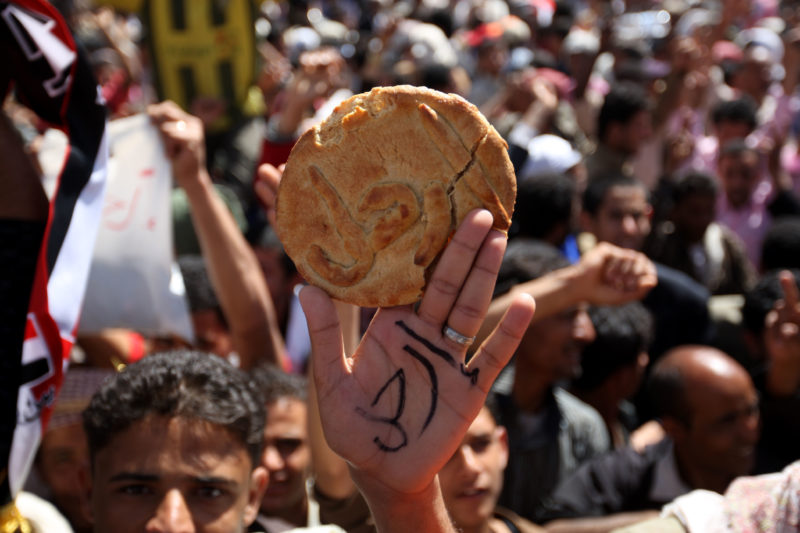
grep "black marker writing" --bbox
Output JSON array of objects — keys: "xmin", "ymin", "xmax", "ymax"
[
  {"xmin": 355, "ymin": 368, "xmax": 409, "ymax": 452},
  {"xmin": 402, "ymin": 345, "xmax": 438, "ymax": 434},
  {"xmin": 460, "ymin": 364, "xmax": 479, "ymax": 385},
  {"xmin": 396, "ymin": 320, "xmax": 480, "ymax": 386},
  {"xmin": 396, "ymin": 320, "xmax": 457, "ymax": 367}
]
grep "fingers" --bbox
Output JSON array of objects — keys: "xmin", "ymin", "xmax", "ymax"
[
  {"xmin": 441, "ymin": 229, "xmax": 506, "ymax": 350},
  {"xmin": 779, "ymin": 270, "xmax": 800, "ymax": 311},
  {"xmin": 416, "ymin": 209, "xmax": 493, "ymax": 327},
  {"xmin": 147, "ymin": 100, "xmax": 186, "ymax": 124},
  {"xmin": 148, "ymin": 102, "xmax": 202, "ymax": 145},
  {"xmin": 773, "ymin": 270, "xmax": 800, "ymax": 338},
  {"xmin": 470, "ymin": 293, "xmax": 535, "ymax": 387},
  {"xmin": 255, "ymin": 163, "xmax": 282, "ymax": 226},
  {"xmin": 300, "ymin": 285, "xmax": 348, "ymax": 385},
  {"xmin": 602, "ymin": 248, "xmax": 657, "ymax": 294}
]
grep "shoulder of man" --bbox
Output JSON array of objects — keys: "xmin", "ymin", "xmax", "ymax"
[
  {"xmin": 554, "ymin": 388, "xmax": 606, "ymax": 430},
  {"xmin": 554, "ymin": 387, "xmax": 611, "ymax": 458}
]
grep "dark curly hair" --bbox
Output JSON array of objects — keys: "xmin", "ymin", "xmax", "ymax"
[
  {"xmin": 573, "ymin": 303, "xmax": 653, "ymax": 391},
  {"xmin": 83, "ymin": 350, "xmax": 265, "ymax": 466},
  {"xmin": 249, "ymin": 364, "xmax": 307, "ymax": 405}
]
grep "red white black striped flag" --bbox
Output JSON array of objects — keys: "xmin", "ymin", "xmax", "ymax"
[{"xmin": 0, "ymin": 0, "xmax": 107, "ymax": 506}]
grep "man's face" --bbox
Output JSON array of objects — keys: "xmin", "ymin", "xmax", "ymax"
[
  {"xmin": 38, "ymin": 422, "xmax": 92, "ymax": 531},
  {"xmin": 718, "ymin": 152, "xmax": 759, "ymax": 208},
  {"xmin": 735, "ymin": 47, "xmax": 773, "ymax": 98},
  {"xmin": 672, "ymin": 192, "xmax": 716, "ymax": 243},
  {"xmin": 584, "ymin": 185, "xmax": 652, "ymax": 250},
  {"xmin": 90, "ymin": 415, "xmax": 266, "ymax": 533},
  {"xmin": 191, "ymin": 310, "xmax": 234, "ymax": 359},
  {"xmin": 679, "ymin": 368, "xmax": 761, "ymax": 483},
  {"xmin": 715, "ymin": 121, "xmax": 752, "ymax": 147},
  {"xmin": 620, "ymin": 110, "xmax": 653, "ymax": 155},
  {"xmin": 517, "ymin": 305, "xmax": 595, "ymax": 382},
  {"xmin": 608, "ymin": 110, "xmax": 652, "ymax": 155},
  {"xmin": 439, "ymin": 407, "xmax": 508, "ymax": 531},
  {"xmin": 259, "ymin": 397, "xmax": 310, "ymax": 515}
]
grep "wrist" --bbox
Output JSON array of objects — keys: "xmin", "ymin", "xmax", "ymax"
[
  {"xmin": 180, "ymin": 168, "xmax": 213, "ymax": 197},
  {"xmin": 554, "ymin": 263, "xmax": 585, "ymax": 304},
  {"xmin": 351, "ymin": 472, "xmax": 454, "ymax": 533}
]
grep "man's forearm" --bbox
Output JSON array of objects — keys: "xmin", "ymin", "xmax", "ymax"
[
  {"xmin": 476, "ymin": 265, "xmax": 582, "ymax": 346},
  {"xmin": 182, "ymin": 170, "xmax": 286, "ymax": 368}
]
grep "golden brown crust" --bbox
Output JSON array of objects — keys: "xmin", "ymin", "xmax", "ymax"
[{"xmin": 276, "ymin": 85, "xmax": 516, "ymax": 307}]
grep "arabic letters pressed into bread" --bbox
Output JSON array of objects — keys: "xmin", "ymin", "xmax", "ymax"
[{"xmin": 276, "ymin": 85, "xmax": 516, "ymax": 307}]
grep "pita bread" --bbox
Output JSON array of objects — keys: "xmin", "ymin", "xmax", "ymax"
[{"xmin": 276, "ymin": 85, "xmax": 516, "ymax": 307}]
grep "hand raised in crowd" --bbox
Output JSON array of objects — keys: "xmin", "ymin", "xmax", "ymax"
[
  {"xmin": 764, "ymin": 270, "xmax": 800, "ymax": 397},
  {"xmin": 276, "ymin": 47, "xmax": 347, "ymax": 137},
  {"xmin": 255, "ymin": 162, "xmax": 284, "ymax": 227},
  {"xmin": 257, "ymin": 40, "xmax": 292, "ymax": 103},
  {"xmin": 574, "ymin": 242, "xmax": 658, "ymax": 306},
  {"xmin": 148, "ymin": 100, "xmax": 206, "ymax": 188},
  {"xmin": 301, "ymin": 210, "xmax": 535, "ymax": 531},
  {"xmin": 477, "ymin": 242, "xmax": 656, "ymax": 347}
]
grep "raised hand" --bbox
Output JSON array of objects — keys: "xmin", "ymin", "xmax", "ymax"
[
  {"xmin": 764, "ymin": 270, "xmax": 800, "ymax": 396},
  {"xmin": 301, "ymin": 210, "xmax": 535, "ymax": 497},
  {"xmin": 149, "ymin": 101, "xmax": 287, "ymax": 369},
  {"xmin": 255, "ymin": 162, "xmax": 284, "ymax": 227},
  {"xmin": 575, "ymin": 242, "xmax": 658, "ymax": 306},
  {"xmin": 148, "ymin": 100, "xmax": 206, "ymax": 188}
]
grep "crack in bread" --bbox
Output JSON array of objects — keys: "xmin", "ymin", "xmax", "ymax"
[{"xmin": 276, "ymin": 86, "xmax": 516, "ymax": 307}]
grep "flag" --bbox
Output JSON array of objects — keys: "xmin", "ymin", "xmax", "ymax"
[{"xmin": 0, "ymin": 0, "xmax": 108, "ymax": 506}]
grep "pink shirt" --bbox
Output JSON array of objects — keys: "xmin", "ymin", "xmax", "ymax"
[{"xmin": 716, "ymin": 178, "xmax": 773, "ymax": 269}]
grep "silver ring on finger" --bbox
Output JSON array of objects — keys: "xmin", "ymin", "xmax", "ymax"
[{"xmin": 443, "ymin": 325, "xmax": 476, "ymax": 347}]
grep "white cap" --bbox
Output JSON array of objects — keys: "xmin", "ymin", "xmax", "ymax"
[{"xmin": 520, "ymin": 134, "xmax": 582, "ymax": 180}]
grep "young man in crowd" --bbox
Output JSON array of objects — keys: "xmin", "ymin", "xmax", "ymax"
[
  {"xmin": 249, "ymin": 366, "xmax": 315, "ymax": 531},
  {"xmin": 490, "ymin": 240, "xmax": 610, "ymax": 522},
  {"xmin": 439, "ymin": 402, "xmax": 543, "ymax": 533},
  {"xmin": 581, "ymin": 174, "xmax": 652, "ymax": 252},
  {"xmin": 645, "ymin": 171, "xmax": 755, "ymax": 295},
  {"xmin": 579, "ymin": 174, "xmax": 713, "ymax": 359},
  {"xmin": 716, "ymin": 140, "xmax": 800, "ymax": 269},
  {"xmin": 570, "ymin": 303, "xmax": 653, "ymax": 449},
  {"xmin": 83, "ymin": 350, "xmax": 269, "ymax": 533},
  {"xmin": 584, "ymin": 83, "xmax": 653, "ymax": 181}
]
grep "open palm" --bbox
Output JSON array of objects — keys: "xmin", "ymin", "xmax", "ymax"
[{"xmin": 302, "ymin": 210, "xmax": 535, "ymax": 494}]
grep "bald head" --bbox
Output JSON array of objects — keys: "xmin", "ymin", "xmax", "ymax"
[{"xmin": 649, "ymin": 345, "xmax": 753, "ymax": 426}]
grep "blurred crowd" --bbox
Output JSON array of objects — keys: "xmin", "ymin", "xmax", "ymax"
[{"xmin": 5, "ymin": 0, "xmax": 800, "ymax": 532}]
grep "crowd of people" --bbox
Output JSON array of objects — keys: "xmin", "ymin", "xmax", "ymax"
[{"xmin": 4, "ymin": 0, "xmax": 800, "ymax": 532}]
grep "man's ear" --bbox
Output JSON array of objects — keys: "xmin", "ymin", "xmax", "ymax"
[
  {"xmin": 660, "ymin": 416, "xmax": 687, "ymax": 442},
  {"xmin": 497, "ymin": 426, "xmax": 509, "ymax": 471},
  {"xmin": 244, "ymin": 466, "xmax": 269, "ymax": 525}
]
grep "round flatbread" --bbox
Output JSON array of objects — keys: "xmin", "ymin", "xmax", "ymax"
[{"xmin": 276, "ymin": 85, "xmax": 516, "ymax": 307}]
